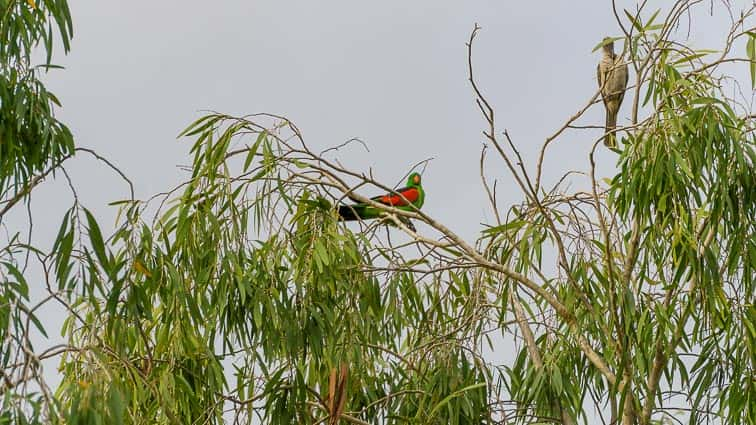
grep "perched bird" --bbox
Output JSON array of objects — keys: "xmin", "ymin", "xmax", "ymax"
[
  {"xmin": 597, "ymin": 37, "xmax": 629, "ymax": 147},
  {"xmin": 338, "ymin": 172, "xmax": 425, "ymax": 226}
]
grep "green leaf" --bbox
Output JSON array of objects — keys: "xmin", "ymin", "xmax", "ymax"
[
  {"xmin": 645, "ymin": 9, "xmax": 661, "ymax": 30},
  {"xmin": 428, "ymin": 383, "xmax": 486, "ymax": 418},
  {"xmin": 29, "ymin": 312, "xmax": 48, "ymax": 337},
  {"xmin": 108, "ymin": 387, "xmax": 125, "ymax": 425},
  {"xmin": 84, "ymin": 208, "xmax": 109, "ymax": 269},
  {"xmin": 243, "ymin": 131, "xmax": 266, "ymax": 172},
  {"xmin": 591, "ymin": 36, "xmax": 624, "ymax": 53},
  {"xmin": 747, "ymin": 32, "xmax": 756, "ymax": 89},
  {"xmin": 2, "ymin": 262, "xmax": 29, "ymax": 299},
  {"xmin": 624, "ymin": 9, "xmax": 643, "ymax": 32},
  {"xmin": 672, "ymin": 51, "xmax": 711, "ymax": 65}
]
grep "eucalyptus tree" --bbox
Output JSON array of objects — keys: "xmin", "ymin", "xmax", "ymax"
[
  {"xmin": 1, "ymin": 1, "xmax": 754, "ymax": 425},
  {"xmin": 1, "ymin": 0, "xmax": 74, "ymax": 423}
]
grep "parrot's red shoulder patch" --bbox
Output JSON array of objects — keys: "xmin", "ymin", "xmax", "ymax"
[{"xmin": 379, "ymin": 188, "xmax": 419, "ymax": 206}]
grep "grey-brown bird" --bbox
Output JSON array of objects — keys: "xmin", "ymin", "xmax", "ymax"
[{"xmin": 597, "ymin": 38, "xmax": 628, "ymax": 147}]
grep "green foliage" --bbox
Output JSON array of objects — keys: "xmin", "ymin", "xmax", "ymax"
[
  {"xmin": 1, "ymin": 2, "xmax": 754, "ymax": 425},
  {"xmin": 50, "ymin": 115, "xmax": 493, "ymax": 423},
  {"xmin": 0, "ymin": 0, "xmax": 74, "ymax": 192},
  {"xmin": 0, "ymin": 4, "xmax": 77, "ymax": 421}
]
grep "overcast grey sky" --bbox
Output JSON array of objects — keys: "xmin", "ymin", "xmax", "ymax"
[{"xmin": 9, "ymin": 0, "xmax": 753, "ymax": 421}]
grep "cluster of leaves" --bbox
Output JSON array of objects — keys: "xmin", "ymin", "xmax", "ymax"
[
  {"xmin": 0, "ymin": 247, "xmax": 51, "ymax": 425},
  {"xmin": 1, "ymin": 1, "xmax": 754, "ymax": 424},
  {"xmin": 47, "ymin": 116, "xmax": 490, "ymax": 424},
  {"xmin": 0, "ymin": 0, "xmax": 74, "ymax": 423},
  {"xmin": 609, "ymin": 23, "xmax": 755, "ymax": 425},
  {"xmin": 0, "ymin": 0, "xmax": 74, "ymax": 193},
  {"xmin": 478, "ymin": 7, "xmax": 755, "ymax": 425}
]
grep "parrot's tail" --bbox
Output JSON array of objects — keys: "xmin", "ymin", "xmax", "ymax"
[
  {"xmin": 604, "ymin": 111, "xmax": 618, "ymax": 147},
  {"xmin": 337, "ymin": 204, "xmax": 362, "ymax": 221}
]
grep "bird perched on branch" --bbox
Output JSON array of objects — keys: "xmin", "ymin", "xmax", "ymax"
[
  {"xmin": 337, "ymin": 172, "xmax": 425, "ymax": 229},
  {"xmin": 597, "ymin": 37, "xmax": 629, "ymax": 147}
]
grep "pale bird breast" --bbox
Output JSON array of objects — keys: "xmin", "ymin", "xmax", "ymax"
[
  {"xmin": 601, "ymin": 57, "xmax": 626, "ymax": 83},
  {"xmin": 600, "ymin": 56, "xmax": 616, "ymax": 71}
]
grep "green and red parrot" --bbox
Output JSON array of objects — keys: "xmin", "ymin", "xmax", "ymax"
[{"xmin": 338, "ymin": 172, "xmax": 425, "ymax": 223}]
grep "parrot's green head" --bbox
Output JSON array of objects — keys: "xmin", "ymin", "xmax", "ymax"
[{"xmin": 407, "ymin": 172, "xmax": 422, "ymax": 187}]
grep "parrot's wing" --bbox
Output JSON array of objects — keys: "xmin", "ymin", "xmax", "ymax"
[{"xmin": 372, "ymin": 186, "xmax": 420, "ymax": 207}]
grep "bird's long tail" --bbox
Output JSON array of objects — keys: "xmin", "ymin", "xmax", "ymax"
[
  {"xmin": 604, "ymin": 109, "xmax": 617, "ymax": 147},
  {"xmin": 338, "ymin": 204, "xmax": 363, "ymax": 221}
]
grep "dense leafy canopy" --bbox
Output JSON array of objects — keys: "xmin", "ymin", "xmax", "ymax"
[
  {"xmin": 1, "ymin": 1, "xmax": 754, "ymax": 425},
  {"xmin": 0, "ymin": 0, "xmax": 74, "ymax": 193}
]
